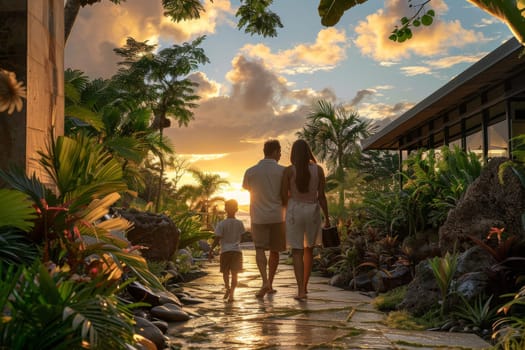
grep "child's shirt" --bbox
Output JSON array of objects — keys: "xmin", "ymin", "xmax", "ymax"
[{"xmin": 214, "ymin": 218, "xmax": 245, "ymax": 254}]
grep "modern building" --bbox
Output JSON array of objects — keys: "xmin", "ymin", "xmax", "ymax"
[{"xmin": 363, "ymin": 37, "xmax": 525, "ymax": 163}]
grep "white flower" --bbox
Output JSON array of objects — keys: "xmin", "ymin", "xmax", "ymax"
[{"xmin": 0, "ymin": 69, "xmax": 27, "ymax": 115}]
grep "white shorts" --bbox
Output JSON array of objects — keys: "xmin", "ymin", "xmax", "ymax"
[{"xmin": 285, "ymin": 199, "xmax": 322, "ymax": 249}]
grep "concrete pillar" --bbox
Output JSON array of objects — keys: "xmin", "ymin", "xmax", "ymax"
[{"xmin": 0, "ymin": 0, "xmax": 64, "ymax": 187}]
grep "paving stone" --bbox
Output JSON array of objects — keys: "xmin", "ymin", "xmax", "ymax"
[{"xmin": 168, "ymin": 244, "xmax": 492, "ymax": 350}]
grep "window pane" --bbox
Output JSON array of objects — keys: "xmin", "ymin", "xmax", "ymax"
[
  {"xmin": 488, "ymin": 120, "xmax": 508, "ymax": 158},
  {"xmin": 466, "ymin": 130, "xmax": 483, "ymax": 156}
]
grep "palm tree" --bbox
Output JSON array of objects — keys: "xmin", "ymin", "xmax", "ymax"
[
  {"xmin": 113, "ymin": 36, "xmax": 209, "ymax": 212},
  {"xmin": 64, "ymin": 69, "xmax": 174, "ymax": 193},
  {"xmin": 297, "ymin": 99, "xmax": 374, "ymax": 215},
  {"xmin": 177, "ymin": 168, "xmax": 229, "ymax": 229}
]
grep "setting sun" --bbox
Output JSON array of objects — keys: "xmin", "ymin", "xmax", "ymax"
[{"xmin": 217, "ymin": 186, "xmax": 250, "ymax": 206}]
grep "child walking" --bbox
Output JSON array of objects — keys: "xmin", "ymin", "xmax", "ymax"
[{"xmin": 209, "ymin": 199, "xmax": 245, "ymax": 302}]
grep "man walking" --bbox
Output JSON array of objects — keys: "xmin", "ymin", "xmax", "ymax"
[{"xmin": 242, "ymin": 140, "xmax": 286, "ymax": 298}]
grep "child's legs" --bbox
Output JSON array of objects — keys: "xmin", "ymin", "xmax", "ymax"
[
  {"xmin": 230, "ymin": 271, "xmax": 238, "ymax": 291},
  {"xmin": 222, "ymin": 270, "xmax": 230, "ymax": 289}
]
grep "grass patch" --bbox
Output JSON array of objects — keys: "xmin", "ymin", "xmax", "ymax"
[
  {"xmin": 394, "ymin": 340, "xmax": 473, "ymax": 349},
  {"xmin": 384, "ymin": 310, "xmax": 429, "ymax": 330},
  {"xmin": 373, "ymin": 285, "xmax": 407, "ymax": 312}
]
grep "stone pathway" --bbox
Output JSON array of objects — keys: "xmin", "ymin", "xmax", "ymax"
[{"xmin": 167, "ymin": 244, "xmax": 491, "ymax": 349}]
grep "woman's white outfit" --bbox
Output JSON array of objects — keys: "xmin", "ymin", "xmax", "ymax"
[{"xmin": 285, "ymin": 164, "xmax": 322, "ymax": 249}]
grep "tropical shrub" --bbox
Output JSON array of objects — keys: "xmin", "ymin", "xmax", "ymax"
[
  {"xmin": 0, "ymin": 133, "xmax": 164, "ymax": 349},
  {"xmin": 492, "ymin": 284, "xmax": 525, "ymax": 349},
  {"xmin": 0, "ymin": 263, "xmax": 137, "ymax": 349},
  {"xmin": 429, "ymin": 251, "xmax": 458, "ymax": 317},
  {"xmin": 452, "ymin": 294, "xmax": 498, "ymax": 331}
]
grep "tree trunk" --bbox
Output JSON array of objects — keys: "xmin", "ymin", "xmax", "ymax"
[
  {"xmin": 155, "ymin": 126, "xmax": 165, "ymax": 213},
  {"xmin": 64, "ymin": 0, "xmax": 81, "ymax": 43}
]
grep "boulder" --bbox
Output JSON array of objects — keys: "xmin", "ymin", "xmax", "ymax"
[
  {"xmin": 116, "ymin": 208, "xmax": 180, "ymax": 261},
  {"xmin": 151, "ymin": 303, "xmax": 190, "ymax": 322},
  {"xmin": 398, "ymin": 260, "xmax": 440, "ymax": 316},
  {"xmin": 439, "ymin": 158, "xmax": 525, "ymax": 254},
  {"xmin": 127, "ymin": 282, "xmax": 182, "ymax": 307},
  {"xmin": 134, "ymin": 316, "xmax": 166, "ymax": 350}
]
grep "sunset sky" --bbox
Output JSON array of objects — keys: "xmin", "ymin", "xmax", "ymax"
[{"xmin": 65, "ymin": 0, "xmax": 512, "ymax": 206}]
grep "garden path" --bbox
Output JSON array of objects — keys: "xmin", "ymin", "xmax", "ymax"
[{"xmin": 167, "ymin": 243, "xmax": 491, "ymax": 349}]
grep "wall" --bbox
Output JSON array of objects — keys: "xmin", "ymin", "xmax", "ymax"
[{"xmin": 0, "ymin": 0, "xmax": 64, "ymax": 187}]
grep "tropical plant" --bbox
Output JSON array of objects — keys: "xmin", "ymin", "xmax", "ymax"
[
  {"xmin": 297, "ymin": 99, "xmax": 374, "ymax": 216},
  {"xmin": 113, "ymin": 36, "xmax": 209, "ymax": 212},
  {"xmin": 0, "ymin": 134, "xmax": 162, "ymax": 289},
  {"xmin": 394, "ymin": 146, "xmax": 482, "ymax": 236},
  {"xmin": 0, "ymin": 188, "xmax": 36, "ymax": 231},
  {"xmin": 64, "ymin": 0, "xmax": 283, "ymax": 43},
  {"xmin": 319, "ymin": 0, "xmax": 525, "ymax": 47},
  {"xmin": 177, "ymin": 168, "xmax": 229, "ymax": 229},
  {"xmin": 0, "ymin": 262, "xmax": 137, "ymax": 349},
  {"xmin": 452, "ymin": 294, "xmax": 498, "ymax": 330},
  {"xmin": 362, "ymin": 191, "xmax": 404, "ymax": 236},
  {"xmin": 64, "ymin": 69, "xmax": 173, "ymax": 194},
  {"xmin": 492, "ymin": 284, "xmax": 525, "ymax": 349},
  {"xmin": 0, "ymin": 228, "xmax": 39, "ymax": 265},
  {"xmin": 172, "ymin": 212, "xmax": 214, "ymax": 251},
  {"xmin": 429, "ymin": 252, "xmax": 459, "ymax": 317}
]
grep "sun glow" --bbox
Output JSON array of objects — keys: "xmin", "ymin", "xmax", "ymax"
[{"xmin": 218, "ymin": 187, "xmax": 250, "ymax": 206}]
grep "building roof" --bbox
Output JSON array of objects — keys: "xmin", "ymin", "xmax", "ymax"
[{"xmin": 363, "ymin": 37, "xmax": 523, "ymax": 150}]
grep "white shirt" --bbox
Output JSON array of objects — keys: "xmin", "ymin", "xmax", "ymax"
[
  {"xmin": 242, "ymin": 158, "xmax": 285, "ymax": 224},
  {"xmin": 214, "ymin": 218, "xmax": 245, "ymax": 253}
]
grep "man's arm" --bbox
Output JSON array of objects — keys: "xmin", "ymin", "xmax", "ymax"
[{"xmin": 280, "ymin": 167, "xmax": 291, "ymax": 206}]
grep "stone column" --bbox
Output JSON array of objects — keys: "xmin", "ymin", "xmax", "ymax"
[{"xmin": 0, "ymin": 0, "xmax": 64, "ymax": 188}]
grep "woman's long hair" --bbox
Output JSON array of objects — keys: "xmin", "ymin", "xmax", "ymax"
[{"xmin": 290, "ymin": 139, "xmax": 317, "ymax": 193}]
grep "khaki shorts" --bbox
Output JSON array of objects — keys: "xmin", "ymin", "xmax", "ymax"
[
  {"xmin": 251, "ymin": 222, "xmax": 286, "ymax": 252},
  {"xmin": 220, "ymin": 251, "xmax": 243, "ymax": 273}
]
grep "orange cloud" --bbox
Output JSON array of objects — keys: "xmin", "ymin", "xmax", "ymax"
[
  {"xmin": 66, "ymin": 0, "xmax": 233, "ymax": 78},
  {"xmin": 354, "ymin": 0, "xmax": 485, "ymax": 61},
  {"xmin": 240, "ymin": 28, "xmax": 348, "ymax": 74}
]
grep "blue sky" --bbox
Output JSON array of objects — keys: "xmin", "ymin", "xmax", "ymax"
[{"xmin": 65, "ymin": 0, "xmax": 512, "ymax": 203}]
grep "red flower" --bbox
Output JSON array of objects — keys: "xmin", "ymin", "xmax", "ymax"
[{"xmin": 487, "ymin": 227, "xmax": 505, "ymax": 245}]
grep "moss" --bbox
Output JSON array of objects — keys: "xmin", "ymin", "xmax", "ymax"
[
  {"xmin": 384, "ymin": 310, "xmax": 428, "ymax": 330},
  {"xmin": 373, "ymin": 285, "xmax": 407, "ymax": 312}
]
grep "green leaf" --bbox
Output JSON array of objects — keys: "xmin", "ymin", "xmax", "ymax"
[
  {"xmin": 389, "ymin": 34, "xmax": 398, "ymax": 41},
  {"xmin": 413, "ymin": 19, "xmax": 421, "ymax": 27},
  {"xmin": 318, "ymin": 0, "xmax": 361, "ymax": 27},
  {"xmin": 405, "ymin": 28, "xmax": 413, "ymax": 39},
  {"xmin": 427, "ymin": 9, "xmax": 435, "ymax": 17},
  {"xmin": 421, "ymin": 14, "xmax": 433, "ymax": 26},
  {"xmin": 401, "ymin": 16, "xmax": 409, "ymax": 25},
  {"xmin": 0, "ymin": 189, "xmax": 36, "ymax": 231}
]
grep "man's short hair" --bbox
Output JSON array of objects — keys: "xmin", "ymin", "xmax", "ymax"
[{"xmin": 263, "ymin": 140, "xmax": 281, "ymax": 157}]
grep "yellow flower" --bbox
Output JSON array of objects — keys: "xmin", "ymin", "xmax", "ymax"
[{"xmin": 0, "ymin": 69, "xmax": 27, "ymax": 115}]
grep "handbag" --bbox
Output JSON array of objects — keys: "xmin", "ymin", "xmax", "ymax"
[{"xmin": 322, "ymin": 226, "xmax": 340, "ymax": 247}]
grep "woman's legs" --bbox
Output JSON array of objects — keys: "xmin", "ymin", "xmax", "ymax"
[
  {"xmin": 303, "ymin": 247, "xmax": 314, "ymax": 294},
  {"xmin": 291, "ymin": 248, "xmax": 306, "ymax": 299}
]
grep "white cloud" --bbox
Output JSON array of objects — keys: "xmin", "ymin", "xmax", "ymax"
[
  {"xmin": 354, "ymin": 0, "xmax": 486, "ymax": 62},
  {"xmin": 240, "ymin": 28, "xmax": 349, "ymax": 75}
]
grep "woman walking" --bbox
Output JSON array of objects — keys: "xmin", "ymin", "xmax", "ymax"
[{"xmin": 281, "ymin": 139, "xmax": 330, "ymax": 300}]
